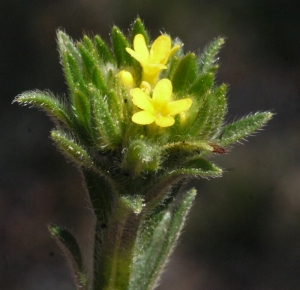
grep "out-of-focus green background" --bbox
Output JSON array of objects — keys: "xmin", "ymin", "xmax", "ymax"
[{"xmin": 1, "ymin": 1, "xmax": 299, "ymax": 289}]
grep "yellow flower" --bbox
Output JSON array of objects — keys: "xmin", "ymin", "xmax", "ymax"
[
  {"xmin": 131, "ymin": 79, "xmax": 192, "ymax": 127},
  {"xmin": 126, "ymin": 34, "xmax": 180, "ymax": 86}
]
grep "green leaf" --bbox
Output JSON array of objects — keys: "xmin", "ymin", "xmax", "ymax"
[
  {"xmin": 219, "ymin": 112, "xmax": 273, "ymax": 146},
  {"xmin": 130, "ymin": 189, "xmax": 196, "ymax": 290},
  {"xmin": 144, "ymin": 156, "xmax": 220, "ymax": 212},
  {"xmin": 131, "ymin": 18, "xmax": 149, "ymax": 46},
  {"xmin": 187, "ymin": 92, "xmax": 211, "ymax": 136},
  {"xmin": 181, "ymin": 157, "xmax": 222, "ymax": 175},
  {"xmin": 165, "ymin": 55, "xmax": 179, "ymax": 80},
  {"xmin": 57, "ymin": 30, "xmax": 82, "ymax": 67},
  {"xmin": 111, "ymin": 26, "xmax": 132, "ymax": 67},
  {"xmin": 198, "ymin": 84, "xmax": 227, "ymax": 139},
  {"xmin": 147, "ymin": 189, "xmax": 197, "ymax": 290},
  {"xmin": 65, "ymin": 51, "xmax": 89, "ymax": 95},
  {"xmin": 14, "ymin": 91, "xmax": 72, "ymax": 127},
  {"xmin": 57, "ymin": 31, "xmax": 87, "ymax": 98},
  {"xmin": 129, "ymin": 211, "xmax": 172, "ymax": 290},
  {"xmin": 198, "ymin": 37, "xmax": 225, "ymax": 73},
  {"xmin": 57, "ymin": 36, "xmax": 92, "ymax": 128},
  {"xmin": 94, "ymin": 35, "xmax": 115, "ymax": 63},
  {"xmin": 172, "ymin": 53, "xmax": 198, "ymax": 93},
  {"xmin": 188, "ymin": 72, "xmax": 214, "ymax": 99},
  {"xmin": 49, "ymin": 224, "xmax": 88, "ymax": 289},
  {"xmin": 77, "ymin": 42, "xmax": 107, "ymax": 94},
  {"xmin": 162, "ymin": 140, "xmax": 214, "ymax": 169},
  {"xmin": 72, "ymin": 88, "xmax": 91, "ymax": 128},
  {"xmin": 51, "ymin": 130, "xmax": 95, "ymax": 169},
  {"xmin": 89, "ymin": 85, "xmax": 122, "ymax": 149}
]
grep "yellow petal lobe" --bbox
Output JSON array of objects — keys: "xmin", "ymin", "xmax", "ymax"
[
  {"xmin": 155, "ymin": 116, "xmax": 175, "ymax": 127},
  {"xmin": 132, "ymin": 111, "xmax": 155, "ymax": 124},
  {"xmin": 131, "ymin": 88, "xmax": 154, "ymax": 113},
  {"xmin": 165, "ymin": 98, "xmax": 193, "ymax": 115}
]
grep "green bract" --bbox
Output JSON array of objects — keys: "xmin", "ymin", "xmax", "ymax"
[{"xmin": 14, "ymin": 18, "xmax": 272, "ymax": 290}]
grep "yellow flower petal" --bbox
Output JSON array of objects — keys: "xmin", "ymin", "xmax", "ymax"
[
  {"xmin": 126, "ymin": 34, "xmax": 180, "ymax": 87},
  {"xmin": 125, "ymin": 47, "xmax": 145, "ymax": 64},
  {"xmin": 152, "ymin": 79, "xmax": 172, "ymax": 110},
  {"xmin": 163, "ymin": 44, "xmax": 180, "ymax": 64},
  {"xmin": 149, "ymin": 35, "xmax": 171, "ymax": 63},
  {"xmin": 133, "ymin": 34, "xmax": 149, "ymax": 60},
  {"xmin": 131, "ymin": 88, "xmax": 154, "ymax": 113},
  {"xmin": 132, "ymin": 111, "xmax": 155, "ymax": 124},
  {"xmin": 155, "ymin": 115, "xmax": 175, "ymax": 127},
  {"xmin": 165, "ymin": 98, "xmax": 193, "ymax": 116}
]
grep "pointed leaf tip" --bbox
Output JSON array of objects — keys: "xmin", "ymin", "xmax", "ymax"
[{"xmin": 219, "ymin": 111, "xmax": 273, "ymax": 146}]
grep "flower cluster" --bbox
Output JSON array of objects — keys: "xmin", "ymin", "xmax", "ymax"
[{"xmin": 120, "ymin": 34, "xmax": 192, "ymax": 128}]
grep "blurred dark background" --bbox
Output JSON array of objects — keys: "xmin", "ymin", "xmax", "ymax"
[{"xmin": 1, "ymin": 0, "xmax": 300, "ymax": 289}]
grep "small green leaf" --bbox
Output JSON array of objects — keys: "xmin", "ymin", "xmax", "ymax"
[
  {"xmin": 198, "ymin": 37, "xmax": 225, "ymax": 73},
  {"xmin": 172, "ymin": 53, "xmax": 198, "ymax": 93},
  {"xmin": 57, "ymin": 31, "xmax": 89, "ymax": 100},
  {"xmin": 89, "ymin": 84, "xmax": 121, "ymax": 149},
  {"xmin": 143, "ymin": 157, "xmax": 219, "ymax": 211},
  {"xmin": 51, "ymin": 130, "xmax": 95, "ymax": 169},
  {"xmin": 188, "ymin": 72, "xmax": 214, "ymax": 99},
  {"xmin": 57, "ymin": 30, "xmax": 82, "ymax": 66},
  {"xmin": 94, "ymin": 35, "xmax": 115, "ymax": 63},
  {"xmin": 72, "ymin": 88, "xmax": 91, "ymax": 128},
  {"xmin": 165, "ymin": 55, "xmax": 179, "ymax": 80},
  {"xmin": 49, "ymin": 224, "xmax": 88, "ymax": 289},
  {"xmin": 181, "ymin": 157, "xmax": 222, "ymax": 175},
  {"xmin": 219, "ymin": 112, "xmax": 273, "ymax": 146},
  {"xmin": 77, "ymin": 42, "xmax": 107, "ymax": 94},
  {"xmin": 187, "ymin": 92, "xmax": 211, "ymax": 136},
  {"xmin": 77, "ymin": 42, "xmax": 95, "ymax": 73},
  {"xmin": 111, "ymin": 26, "xmax": 132, "ymax": 67},
  {"xmin": 131, "ymin": 18, "xmax": 149, "ymax": 46},
  {"xmin": 198, "ymin": 84, "xmax": 227, "ymax": 139},
  {"xmin": 14, "ymin": 91, "xmax": 72, "ymax": 127},
  {"xmin": 65, "ymin": 51, "xmax": 89, "ymax": 95},
  {"xmin": 81, "ymin": 35, "xmax": 94, "ymax": 51}
]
